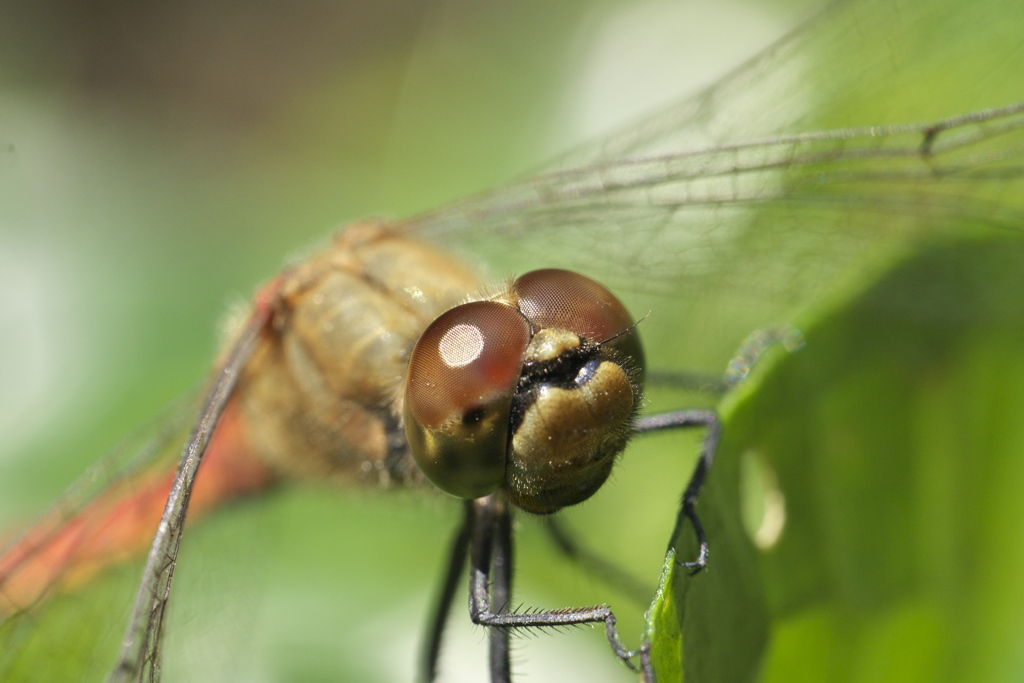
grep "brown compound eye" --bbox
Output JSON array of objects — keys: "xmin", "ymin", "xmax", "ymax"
[
  {"xmin": 514, "ymin": 269, "xmax": 644, "ymax": 376},
  {"xmin": 404, "ymin": 300, "xmax": 531, "ymax": 499}
]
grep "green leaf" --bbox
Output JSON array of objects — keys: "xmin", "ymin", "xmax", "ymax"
[
  {"xmin": 638, "ymin": 0, "xmax": 1024, "ymax": 678},
  {"xmin": 652, "ymin": 236, "xmax": 1024, "ymax": 682},
  {"xmin": 3, "ymin": 0, "xmax": 1023, "ymax": 681}
]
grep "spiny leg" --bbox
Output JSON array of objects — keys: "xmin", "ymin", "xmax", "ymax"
[
  {"xmin": 469, "ymin": 495, "xmax": 642, "ymax": 682},
  {"xmin": 645, "ymin": 369, "xmax": 729, "ymax": 394},
  {"xmin": 108, "ymin": 301, "xmax": 272, "ymax": 683},
  {"xmin": 462, "ymin": 328, "xmax": 800, "ymax": 680}
]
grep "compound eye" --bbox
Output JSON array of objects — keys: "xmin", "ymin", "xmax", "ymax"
[
  {"xmin": 514, "ymin": 269, "xmax": 644, "ymax": 374},
  {"xmin": 515, "ymin": 269, "xmax": 635, "ymax": 340},
  {"xmin": 404, "ymin": 300, "xmax": 531, "ymax": 499}
]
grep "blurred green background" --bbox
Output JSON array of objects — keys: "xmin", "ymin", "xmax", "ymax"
[
  {"xmin": 2, "ymin": 0, "xmax": 1023, "ymax": 682},
  {"xmin": 0, "ymin": 1, "xmax": 812, "ymax": 681}
]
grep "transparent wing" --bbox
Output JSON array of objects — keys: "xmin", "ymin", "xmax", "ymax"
[
  {"xmin": 0, "ymin": 395, "xmax": 197, "ymax": 679},
  {"xmin": 106, "ymin": 306, "xmax": 271, "ymax": 683},
  {"xmin": 0, "ymin": 394, "xmax": 196, "ymax": 611},
  {"xmin": 0, "ymin": 310, "xmax": 274, "ymax": 683},
  {"xmin": 5, "ymin": 0, "xmax": 1023, "ymax": 680},
  {"xmin": 407, "ymin": 103, "xmax": 1024, "ymax": 318},
  {"xmin": 403, "ymin": 0, "xmax": 1024, "ymax": 371}
]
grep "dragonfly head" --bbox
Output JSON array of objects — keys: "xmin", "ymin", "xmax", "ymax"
[{"xmin": 404, "ymin": 269, "xmax": 645, "ymax": 512}]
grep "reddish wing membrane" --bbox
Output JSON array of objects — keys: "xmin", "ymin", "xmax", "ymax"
[
  {"xmin": 118, "ymin": 100, "xmax": 1024, "ymax": 682},
  {"xmin": 0, "ymin": 374, "xmax": 279, "ymax": 683},
  {"xmin": 0, "ymin": 394, "xmax": 197, "ymax": 619},
  {"xmin": 104, "ymin": 284, "xmax": 278, "ymax": 683},
  {"xmin": 4, "ymin": 90, "xmax": 1024, "ymax": 683},
  {"xmin": 2, "ymin": 0, "xmax": 1024, "ymax": 680},
  {"xmin": 2, "ymin": 101, "xmax": 1023, "ymax": 683}
]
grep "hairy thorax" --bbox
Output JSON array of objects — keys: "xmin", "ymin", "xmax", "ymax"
[{"xmin": 235, "ymin": 223, "xmax": 483, "ymax": 488}]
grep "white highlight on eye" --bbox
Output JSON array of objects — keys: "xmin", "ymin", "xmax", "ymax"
[{"xmin": 438, "ymin": 324, "xmax": 484, "ymax": 368}]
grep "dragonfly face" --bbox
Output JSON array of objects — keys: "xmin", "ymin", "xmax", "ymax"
[
  {"xmin": 234, "ymin": 226, "xmax": 647, "ymax": 513},
  {"xmin": 208, "ymin": 236, "xmax": 661, "ymax": 682},
  {"xmin": 405, "ymin": 268, "xmax": 644, "ymax": 512},
  {"xmin": 3, "ymin": 0, "xmax": 1024, "ymax": 681}
]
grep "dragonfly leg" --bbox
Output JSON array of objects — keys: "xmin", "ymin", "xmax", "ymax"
[
  {"xmin": 647, "ymin": 325, "xmax": 803, "ymax": 394},
  {"xmin": 420, "ymin": 501, "xmax": 473, "ymax": 683},
  {"xmin": 645, "ymin": 369, "xmax": 730, "ymax": 394},
  {"xmin": 634, "ymin": 325, "xmax": 802, "ymax": 572},
  {"xmin": 723, "ymin": 325, "xmax": 804, "ymax": 387},
  {"xmin": 489, "ymin": 498, "xmax": 513, "ymax": 682},
  {"xmin": 469, "ymin": 496, "xmax": 642, "ymax": 683},
  {"xmin": 633, "ymin": 410, "xmax": 720, "ymax": 572}
]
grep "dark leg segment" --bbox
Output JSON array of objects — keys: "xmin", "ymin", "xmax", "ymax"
[
  {"xmin": 420, "ymin": 501, "xmax": 473, "ymax": 683},
  {"xmin": 469, "ymin": 495, "xmax": 641, "ymax": 682},
  {"xmin": 633, "ymin": 409, "xmax": 721, "ymax": 571},
  {"xmin": 634, "ymin": 326, "xmax": 800, "ymax": 572},
  {"xmin": 489, "ymin": 502, "xmax": 513, "ymax": 682}
]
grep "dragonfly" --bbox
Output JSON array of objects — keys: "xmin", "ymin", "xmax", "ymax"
[{"xmin": 2, "ymin": 0, "xmax": 1024, "ymax": 681}]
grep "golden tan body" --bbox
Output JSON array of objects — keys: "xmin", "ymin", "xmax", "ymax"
[
  {"xmin": 0, "ymin": 223, "xmax": 481, "ymax": 619},
  {"xmin": 238, "ymin": 223, "xmax": 484, "ymax": 488}
]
